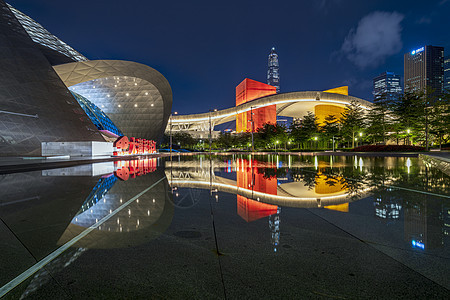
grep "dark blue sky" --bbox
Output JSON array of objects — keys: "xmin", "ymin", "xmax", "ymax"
[{"xmin": 9, "ymin": 0, "xmax": 450, "ymax": 114}]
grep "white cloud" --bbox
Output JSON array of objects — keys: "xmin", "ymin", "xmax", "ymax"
[{"xmin": 341, "ymin": 11, "xmax": 404, "ymax": 69}]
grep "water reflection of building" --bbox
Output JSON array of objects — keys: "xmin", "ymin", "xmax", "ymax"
[
  {"xmin": 236, "ymin": 158, "xmax": 280, "ymax": 251},
  {"xmin": 236, "ymin": 159, "xmax": 278, "ymax": 222},
  {"xmin": 11, "ymin": 160, "xmax": 173, "ymax": 298},
  {"xmin": 269, "ymin": 208, "xmax": 281, "ymax": 252},
  {"xmin": 59, "ymin": 160, "xmax": 173, "ymax": 249},
  {"xmin": 404, "ymin": 197, "xmax": 443, "ymax": 250},
  {"xmin": 374, "ymin": 190, "xmax": 402, "ymax": 221}
]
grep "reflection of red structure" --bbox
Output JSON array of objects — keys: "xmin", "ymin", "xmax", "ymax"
[
  {"xmin": 113, "ymin": 136, "xmax": 156, "ymax": 156},
  {"xmin": 236, "ymin": 78, "xmax": 277, "ymax": 132},
  {"xmin": 236, "ymin": 159, "xmax": 278, "ymax": 222},
  {"xmin": 114, "ymin": 158, "xmax": 157, "ymax": 181}
]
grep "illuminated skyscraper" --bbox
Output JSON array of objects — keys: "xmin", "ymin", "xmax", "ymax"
[
  {"xmin": 373, "ymin": 72, "xmax": 402, "ymax": 102},
  {"xmin": 404, "ymin": 45, "xmax": 444, "ymax": 98},
  {"xmin": 444, "ymin": 55, "xmax": 450, "ymax": 92},
  {"xmin": 267, "ymin": 47, "xmax": 280, "ymax": 93}
]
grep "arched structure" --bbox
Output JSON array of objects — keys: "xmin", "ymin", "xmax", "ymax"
[
  {"xmin": 167, "ymin": 91, "xmax": 371, "ymax": 132},
  {"xmin": 54, "ymin": 60, "xmax": 172, "ymax": 142}
]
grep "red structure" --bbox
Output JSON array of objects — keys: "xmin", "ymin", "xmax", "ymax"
[
  {"xmin": 113, "ymin": 136, "xmax": 156, "ymax": 156},
  {"xmin": 236, "ymin": 158, "xmax": 278, "ymax": 222},
  {"xmin": 114, "ymin": 158, "xmax": 157, "ymax": 181},
  {"xmin": 236, "ymin": 78, "xmax": 277, "ymax": 132}
]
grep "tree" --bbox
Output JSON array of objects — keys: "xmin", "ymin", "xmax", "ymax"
[
  {"xmin": 256, "ymin": 123, "xmax": 288, "ymax": 149},
  {"xmin": 340, "ymin": 100, "xmax": 365, "ymax": 148},
  {"xmin": 216, "ymin": 132, "xmax": 235, "ymax": 149},
  {"xmin": 321, "ymin": 114, "xmax": 340, "ymax": 148},
  {"xmin": 366, "ymin": 94, "xmax": 392, "ymax": 145},
  {"xmin": 289, "ymin": 112, "xmax": 319, "ymax": 149},
  {"xmin": 429, "ymin": 92, "xmax": 450, "ymax": 149},
  {"xmin": 172, "ymin": 132, "xmax": 196, "ymax": 148}
]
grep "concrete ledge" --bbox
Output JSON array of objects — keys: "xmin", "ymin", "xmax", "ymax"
[
  {"xmin": 419, "ymin": 153, "xmax": 450, "ymax": 177},
  {"xmin": 42, "ymin": 141, "xmax": 113, "ymax": 157}
]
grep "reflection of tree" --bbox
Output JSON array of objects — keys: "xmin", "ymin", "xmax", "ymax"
[
  {"xmin": 257, "ymin": 167, "xmax": 287, "ymax": 180},
  {"xmin": 290, "ymin": 168, "xmax": 318, "ymax": 190}
]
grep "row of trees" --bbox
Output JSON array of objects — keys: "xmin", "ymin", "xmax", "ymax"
[{"xmin": 163, "ymin": 90, "xmax": 449, "ymax": 151}]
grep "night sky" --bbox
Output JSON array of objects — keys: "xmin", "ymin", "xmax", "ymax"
[{"xmin": 9, "ymin": 0, "xmax": 450, "ymax": 114}]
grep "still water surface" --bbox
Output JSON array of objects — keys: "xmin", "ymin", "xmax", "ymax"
[{"xmin": 1, "ymin": 154, "xmax": 449, "ymax": 298}]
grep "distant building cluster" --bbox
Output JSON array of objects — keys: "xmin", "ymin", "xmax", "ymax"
[{"xmin": 373, "ymin": 45, "xmax": 448, "ymax": 102}]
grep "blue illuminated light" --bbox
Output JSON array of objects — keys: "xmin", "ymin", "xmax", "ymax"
[
  {"xmin": 411, "ymin": 47, "xmax": 424, "ymax": 55},
  {"xmin": 411, "ymin": 240, "xmax": 425, "ymax": 250}
]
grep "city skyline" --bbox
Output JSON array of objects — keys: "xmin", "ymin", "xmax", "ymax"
[{"xmin": 7, "ymin": 0, "xmax": 450, "ymax": 114}]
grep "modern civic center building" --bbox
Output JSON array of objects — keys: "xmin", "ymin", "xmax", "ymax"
[
  {"xmin": 0, "ymin": 1, "xmax": 172, "ymax": 157},
  {"xmin": 167, "ymin": 80, "xmax": 372, "ymax": 138}
]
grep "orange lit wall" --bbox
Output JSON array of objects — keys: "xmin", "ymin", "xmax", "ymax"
[
  {"xmin": 314, "ymin": 174, "xmax": 347, "ymax": 194},
  {"xmin": 315, "ymin": 86, "xmax": 348, "ymax": 126},
  {"xmin": 236, "ymin": 159, "xmax": 278, "ymax": 222},
  {"xmin": 323, "ymin": 86, "xmax": 349, "ymax": 96},
  {"xmin": 315, "ymin": 105, "xmax": 346, "ymax": 127},
  {"xmin": 324, "ymin": 203, "xmax": 349, "ymax": 212},
  {"xmin": 236, "ymin": 78, "xmax": 277, "ymax": 132}
]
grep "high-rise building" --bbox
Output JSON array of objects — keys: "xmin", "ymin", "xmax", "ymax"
[
  {"xmin": 373, "ymin": 72, "xmax": 402, "ymax": 102},
  {"xmin": 404, "ymin": 45, "xmax": 444, "ymax": 98},
  {"xmin": 444, "ymin": 55, "xmax": 450, "ymax": 92},
  {"xmin": 267, "ymin": 47, "xmax": 280, "ymax": 93}
]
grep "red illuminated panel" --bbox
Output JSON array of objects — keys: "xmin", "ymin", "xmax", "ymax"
[
  {"xmin": 114, "ymin": 158, "xmax": 157, "ymax": 181},
  {"xmin": 236, "ymin": 158, "xmax": 278, "ymax": 222},
  {"xmin": 236, "ymin": 78, "xmax": 277, "ymax": 132},
  {"xmin": 113, "ymin": 136, "xmax": 156, "ymax": 156},
  {"xmin": 237, "ymin": 196, "xmax": 278, "ymax": 222}
]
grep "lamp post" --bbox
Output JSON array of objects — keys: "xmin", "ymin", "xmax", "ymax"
[
  {"xmin": 314, "ymin": 136, "xmax": 318, "ymax": 150},
  {"xmin": 209, "ymin": 109, "xmax": 217, "ymax": 154},
  {"xmin": 275, "ymin": 140, "xmax": 279, "ymax": 152},
  {"xmin": 250, "ymin": 106, "xmax": 254, "ymax": 153},
  {"xmin": 169, "ymin": 112, "xmax": 177, "ymax": 154}
]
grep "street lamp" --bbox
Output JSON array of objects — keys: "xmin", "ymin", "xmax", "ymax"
[
  {"xmin": 275, "ymin": 140, "xmax": 279, "ymax": 152},
  {"xmin": 209, "ymin": 109, "xmax": 217, "ymax": 154},
  {"xmin": 170, "ymin": 111, "xmax": 178, "ymax": 154}
]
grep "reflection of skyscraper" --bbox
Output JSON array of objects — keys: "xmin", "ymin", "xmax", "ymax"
[
  {"xmin": 404, "ymin": 197, "xmax": 443, "ymax": 250},
  {"xmin": 269, "ymin": 207, "xmax": 281, "ymax": 252},
  {"xmin": 373, "ymin": 192, "xmax": 402, "ymax": 221},
  {"xmin": 267, "ymin": 47, "xmax": 280, "ymax": 93}
]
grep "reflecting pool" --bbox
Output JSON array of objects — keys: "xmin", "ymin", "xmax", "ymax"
[{"xmin": 1, "ymin": 154, "xmax": 449, "ymax": 298}]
